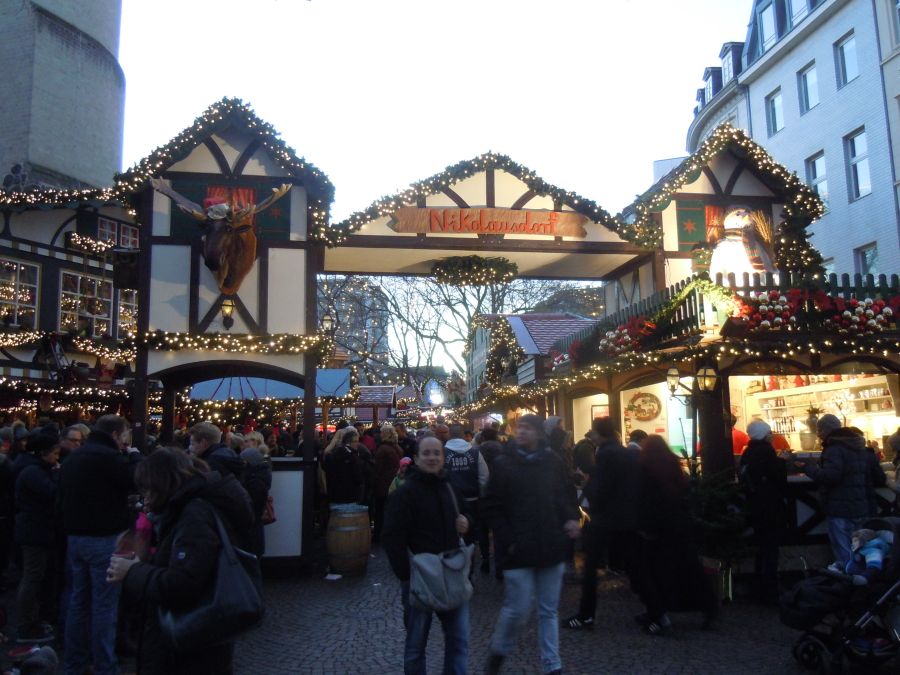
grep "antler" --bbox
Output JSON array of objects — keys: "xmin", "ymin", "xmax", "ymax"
[
  {"xmin": 233, "ymin": 183, "xmax": 292, "ymax": 221},
  {"xmin": 149, "ymin": 178, "xmax": 206, "ymax": 222}
]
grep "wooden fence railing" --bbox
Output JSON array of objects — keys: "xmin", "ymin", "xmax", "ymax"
[{"xmin": 551, "ymin": 272, "xmax": 900, "ymax": 359}]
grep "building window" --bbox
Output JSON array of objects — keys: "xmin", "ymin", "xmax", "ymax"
[
  {"xmin": 790, "ymin": 0, "xmax": 808, "ymax": 26},
  {"xmin": 705, "ymin": 77, "xmax": 714, "ymax": 104},
  {"xmin": 97, "ymin": 218, "xmax": 139, "ymax": 249},
  {"xmin": 805, "ymin": 151, "xmax": 829, "ymax": 209},
  {"xmin": 821, "ymin": 257, "xmax": 835, "ymax": 276},
  {"xmin": 0, "ymin": 258, "xmax": 38, "ymax": 329},
  {"xmin": 845, "ymin": 128, "xmax": 871, "ymax": 200},
  {"xmin": 60, "ymin": 271, "xmax": 113, "ymax": 338},
  {"xmin": 855, "ymin": 243, "xmax": 878, "ymax": 276},
  {"xmin": 722, "ymin": 54, "xmax": 733, "ymax": 83},
  {"xmin": 835, "ymin": 33, "xmax": 858, "ymax": 87},
  {"xmin": 118, "ymin": 289, "xmax": 138, "ymax": 337},
  {"xmin": 798, "ymin": 63, "xmax": 819, "ymax": 113},
  {"xmin": 759, "ymin": 3, "xmax": 777, "ymax": 52},
  {"xmin": 765, "ymin": 88, "xmax": 784, "ymax": 135},
  {"xmin": 119, "ymin": 224, "xmax": 139, "ymax": 249},
  {"xmin": 97, "ymin": 217, "xmax": 117, "ymax": 244}
]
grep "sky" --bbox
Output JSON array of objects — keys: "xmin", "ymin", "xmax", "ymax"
[{"xmin": 119, "ymin": 0, "xmax": 754, "ymax": 222}]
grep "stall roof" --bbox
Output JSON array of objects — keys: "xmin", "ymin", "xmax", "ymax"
[
  {"xmin": 189, "ymin": 368, "xmax": 351, "ymax": 400},
  {"xmin": 355, "ymin": 385, "xmax": 396, "ymax": 407}
]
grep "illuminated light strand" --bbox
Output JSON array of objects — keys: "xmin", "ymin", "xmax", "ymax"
[
  {"xmin": 432, "ymin": 256, "xmax": 518, "ymax": 286},
  {"xmin": 65, "ymin": 232, "xmax": 115, "ymax": 255},
  {"xmin": 132, "ymin": 331, "xmax": 327, "ymax": 355}
]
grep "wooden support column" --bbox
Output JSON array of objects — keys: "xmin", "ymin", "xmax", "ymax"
[
  {"xmin": 697, "ymin": 378, "xmax": 733, "ymax": 480},
  {"xmin": 301, "ymin": 242, "xmax": 323, "ymax": 562},
  {"xmin": 159, "ymin": 386, "xmax": 176, "ymax": 444},
  {"xmin": 131, "ymin": 188, "xmax": 154, "ymax": 452}
]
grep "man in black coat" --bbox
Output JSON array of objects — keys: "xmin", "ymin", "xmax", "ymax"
[
  {"xmin": 14, "ymin": 430, "xmax": 61, "ymax": 643},
  {"xmin": 483, "ymin": 414, "xmax": 579, "ymax": 675},
  {"xmin": 188, "ymin": 422, "xmax": 244, "ymax": 480},
  {"xmin": 565, "ymin": 416, "xmax": 640, "ymax": 630},
  {"xmin": 60, "ymin": 414, "xmax": 141, "ymax": 675},
  {"xmin": 739, "ymin": 420, "xmax": 787, "ymax": 604},
  {"xmin": 799, "ymin": 414, "xmax": 886, "ymax": 567}
]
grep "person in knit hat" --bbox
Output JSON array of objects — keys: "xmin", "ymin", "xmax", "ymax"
[
  {"xmin": 797, "ymin": 414, "xmax": 886, "ymax": 566},
  {"xmin": 739, "ymin": 420, "xmax": 787, "ymax": 604}
]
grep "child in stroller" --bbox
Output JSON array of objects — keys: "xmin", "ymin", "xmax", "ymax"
[{"xmin": 781, "ymin": 516, "xmax": 900, "ymax": 673}]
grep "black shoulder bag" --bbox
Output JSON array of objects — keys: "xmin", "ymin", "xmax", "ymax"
[{"xmin": 158, "ymin": 503, "xmax": 265, "ymax": 650}]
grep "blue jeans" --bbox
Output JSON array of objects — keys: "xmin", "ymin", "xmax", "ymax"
[
  {"xmin": 828, "ymin": 517, "xmax": 863, "ymax": 568},
  {"xmin": 490, "ymin": 562, "xmax": 565, "ymax": 674},
  {"xmin": 401, "ymin": 581, "xmax": 469, "ymax": 675},
  {"xmin": 64, "ymin": 535, "xmax": 121, "ymax": 675}
]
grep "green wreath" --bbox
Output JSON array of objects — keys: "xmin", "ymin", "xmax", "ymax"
[{"xmin": 432, "ymin": 255, "xmax": 518, "ymax": 286}]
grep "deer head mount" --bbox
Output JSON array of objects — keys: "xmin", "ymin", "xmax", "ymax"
[{"xmin": 150, "ymin": 178, "xmax": 291, "ymax": 295}]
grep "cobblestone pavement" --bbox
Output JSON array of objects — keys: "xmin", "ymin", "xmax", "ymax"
[{"xmin": 233, "ymin": 546, "xmax": 849, "ymax": 675}]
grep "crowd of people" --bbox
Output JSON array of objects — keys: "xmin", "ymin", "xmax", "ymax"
[
  {"xmin": 0, "ymin": 414, "xmax": 274, "ymax": 674},
  {"xmin": 313, "ymin": 412, "xmax": 899, "ymax": 675},
  {"xmin": 0, "ymin": 408, "xmax": 895, "ymax": 675}
]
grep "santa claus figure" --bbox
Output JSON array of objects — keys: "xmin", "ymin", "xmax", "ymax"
[{"xmin": 708, "ymin": 206, "xmax": 775, "ymax": 281}]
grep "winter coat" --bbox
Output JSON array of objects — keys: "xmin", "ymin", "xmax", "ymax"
[
  {"xmin": 373, "ymin": 442, "xmax": 402, "ymax": 498},
  {"xmin": 382, "ymin": 466, "xmax": 469, "ymax": 581},
  {"xmin": 803, "ymin": 429, "xmax": 886, "ymax": 519},
  {"xmin": 200, "ymin": 443, "xmax": 244, "ymax": 481},
  {"xmin": 482, "ymin": 447, "xmax": 579, "ymax": 571},
  {"xmin": 122, "ymin": 471, "xmax": 255, "ymax": 675},
  {"xmin": 322, "ymin": 444, "xmax": 364, "ymax": 504},
  {"xmin": 739, "ymin": 439, "xmax": 787, "ymax": 528},
  {"xmin": 60, "ymin": 430, "xmax": 141, "ymax": 536},
  {"xmin": 584, "ymin": 439, "xmax": 641, "ymax": 531},
  {"xmin": 14, "ymin": 454, "xmax": 60, "ymax": 548},
  {"xmin": 477, "ymin": 440, "xmax": 504, "ymax": 470},
  {"xmin": 241, "ymin": 452, "xmax": 272, "ymax": 557}
]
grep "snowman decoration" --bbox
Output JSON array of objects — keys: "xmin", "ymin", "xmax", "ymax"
[{"xmin": 708, "ymin": 206, "xmax": 775, "ymax": 281}]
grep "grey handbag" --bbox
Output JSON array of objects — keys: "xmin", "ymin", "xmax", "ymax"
[{"xmin": 408, "ymin": 484, "xmax": 474, "ymax": 612}]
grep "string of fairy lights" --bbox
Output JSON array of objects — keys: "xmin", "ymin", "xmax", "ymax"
[
  {"xmin": 64, "ymin": 232, "xmax": 115, "ymax": 255},
  {"xmin": 464, "ymin": 276, "xmax": 899, "ymax": 414},
  {"xmin": 432, "ymin": 256, "xmax": 518, "ymax": 286}
]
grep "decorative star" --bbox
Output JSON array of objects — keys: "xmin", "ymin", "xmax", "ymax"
[
  {"xmin": 269, "ymin": 207, "xmax": 283, "ymax": 219},
  {"xmin": 683, "ymin": 219, "xmax": 696, "ymax": 233}
]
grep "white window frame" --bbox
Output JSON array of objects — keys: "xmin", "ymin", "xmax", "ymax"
[
  {"xmin": 722, "ymin": 54, "xmax": 733, "ymax": 83},
  {"xmin": 705, "ymin": 77, "xmax": 714, "ymax": 104},
  {"xmin": 119, "ymin": 224, "xmax": 139, "ymax": 249},
  {"xmin": 855, "ymin": 243, "xmax": 878, "ymax": 276},
  {"xmin": 0, "ymin": 258, "xmax": 39, "ymax": 330},
  {"xmin": 821, "ymin": 257, "xmax": 835, "ymax": 276},
  {"xmin": 117, "ymin": 288, "xmax": 138, "ymax": 338},
  {"xmin": 835, "ymin": 32, "xmax": 858, "ymax": 88},
  {"xmin": 97, "ymin": 217, "xmax": 118, "ymax": 244},
  {"xmin": 805, "ymin": 151, "xmax": 829, "ymax": 209},
  {"xmin": 798, "ymin": 62, "xmax": 819, "ymax": 113},
  {"xmin": 59, "ymin": 270, "xmax": 114, "ymax": 339},
  {"xmin": 790, "ymin": 0, "xmax": 808, "ymax": 27},
  {"xmin": 759, "ymin": 3, "xmax": 777, "ymax": 52},
  {"xmin": 765, "ymin": 88, "xmax": 784, "ymax": 136},
  {"xmin": 845, "ymin": 128, "xmax": 871, "ymax": 200}
]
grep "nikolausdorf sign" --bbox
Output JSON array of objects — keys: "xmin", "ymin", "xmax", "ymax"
[{"xmin": 390, "ymin": 207, "xmax": 589, "ymax": 237}]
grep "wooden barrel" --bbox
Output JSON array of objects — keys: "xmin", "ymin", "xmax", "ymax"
[{"xmin": 326, "ymin": 506, "xmax": 371, "ymax": 575}]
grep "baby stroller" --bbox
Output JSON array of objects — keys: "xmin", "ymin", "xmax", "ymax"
[{"xmin": 780, "ymin": 516, "xmax": 900, "ymax": 673}]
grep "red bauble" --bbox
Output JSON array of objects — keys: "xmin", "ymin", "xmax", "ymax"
[{"xmin": 752, "ymin": 313, "xmax": 762, "ymax": 322}]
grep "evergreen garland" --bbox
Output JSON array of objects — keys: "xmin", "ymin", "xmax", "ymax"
[{"xmin": 432, "ymin": 256, "xmax": 518, "ymax": 286}]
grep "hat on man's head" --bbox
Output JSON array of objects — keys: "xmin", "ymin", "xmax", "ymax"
[
  {"xmin": 817, "ymin": 414, "xmax": 842, "ymax": 438},
  {"xmin": 747, "ymin": 420, "xmax": 772, "ymax": 441}
]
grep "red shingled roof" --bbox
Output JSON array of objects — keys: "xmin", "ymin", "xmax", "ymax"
[
  {"xmin": 517, "ymin": 314, "xmax": 598, "ymax": 355},
  {"xmin": 355, "ymin": 385, "xmax": 396, "ymax": 407}
]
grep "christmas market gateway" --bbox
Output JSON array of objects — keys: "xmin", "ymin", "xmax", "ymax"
[{"xmin": 0, "ymin": 99, "xmax": 896, "ymax": 567}]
